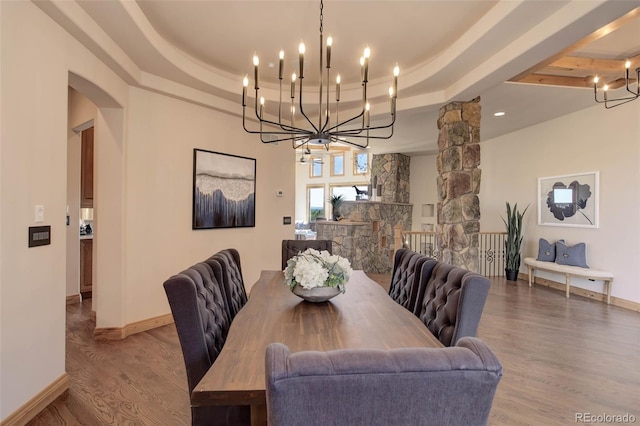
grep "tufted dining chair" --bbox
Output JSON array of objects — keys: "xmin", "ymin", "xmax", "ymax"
[
  {"xmin": 281, "ymin": 239, "xmax": 332, "ymax": 270},
  {"xmin": 265, "ymin": 337, "xmax": 502, "ymax": 426},
  {"xmin": 388, "ymin": 248, "xmax": 428, "ymax": 313},
  {"xmin": 163, "ymin": 262, "xmax": 249, "ymax": 426},
  {"xmin": 207, "ymin": 249, "xmax": 248, "ymax": 323},
  {"xmin": 413, "ymin": 261, "xmax": 490, "ymax": 347}
]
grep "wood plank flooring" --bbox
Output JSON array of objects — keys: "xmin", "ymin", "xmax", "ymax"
[{"xmin": 28, "ymin": 277, "xmax": 639, "ymax": 425}]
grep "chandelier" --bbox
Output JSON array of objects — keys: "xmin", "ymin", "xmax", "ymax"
[
  {"xmin": 593, "ymin": 59, "xmax": 639, "ymax": 109},
  {"xmin": 241, "ymin": 0, "xmax": 398, "ymax": 150}
]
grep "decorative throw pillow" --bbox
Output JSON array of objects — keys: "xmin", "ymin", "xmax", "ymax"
[
  {"xmin": 555, "ymin": 241, "xmax": 589, "ymax": 268},
  {"xmin": 536, "ymin": 238, "xmax": 556, "ymax": 262}
]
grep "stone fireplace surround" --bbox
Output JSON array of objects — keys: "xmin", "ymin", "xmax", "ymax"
[{"xmin": 316, "ymin": 153, "xmax": 412, "ymax": 274}]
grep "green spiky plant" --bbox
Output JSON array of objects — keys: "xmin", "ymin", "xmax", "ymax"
[
  {"xmin": 329, "ymin": 194, "xmax": 345, "ymax": 220},
  {"xmin": 502, "ymin": 202, "xmax": 529, "ymax": 279}
]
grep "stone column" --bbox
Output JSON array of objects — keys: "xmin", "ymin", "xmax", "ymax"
[
  {"xmin": 370, "ymin": 153, "xmax": 410, "ymax": 203},
  {"xmin": 436, "ymin": 97, "xmax": 481, "ymax": 272}
]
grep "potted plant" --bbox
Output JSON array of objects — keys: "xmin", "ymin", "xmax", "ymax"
[
  {"xmin": 502, "ymin": 202, "xmax": 529, "ymax": 281},
  {"xmin": 329, "ymin": 194, "xmax": 345, "ymax": 221},
  {"xmin": 283, "ymin": 248, "xmax": 353, "ymax": 302}
]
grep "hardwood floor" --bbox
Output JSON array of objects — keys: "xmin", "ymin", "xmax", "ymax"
[{"xmin": 28, "ymin": 277, "xmax": 639, "ymax": 425}]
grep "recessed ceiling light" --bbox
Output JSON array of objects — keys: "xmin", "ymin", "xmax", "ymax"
[{"xmin": 494, "ymin": 111, "xmax": 506, "ymax": 117}]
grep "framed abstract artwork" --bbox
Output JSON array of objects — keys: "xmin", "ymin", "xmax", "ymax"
[
  {"xmin": 192, "ymin": 149, "xmax": 256, "ymax": 229},
  {"xmin": 537, "ymin": 171, "xmax": 599, "ymax": 228}
]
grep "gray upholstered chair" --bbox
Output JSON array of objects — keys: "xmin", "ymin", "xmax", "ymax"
[
  {"xmin": 413, "ymin": 260, "xmax": 490, "ymax": 347},
  {"xmin": 281, "ymin": 239, "xmax": 332, "ymax": 270},
  {"xmin": 388, "ymin": 248, "xmax": 428, "ymax": 312},
  {"xmin": 265, "ymin": 337, "xmax": 502, "ymax": 426},
  {"xmin": 163, "ymin": 262, "xmax": 249, "ymax": 426},
  {"xmin": 207, "ymin": 249, "xmax": 248, "ymax": 323}
]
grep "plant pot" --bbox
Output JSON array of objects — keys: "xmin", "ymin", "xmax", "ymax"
[{"xmin": 505, "ymin": 269, "xmax": 519, "ymax": 281}]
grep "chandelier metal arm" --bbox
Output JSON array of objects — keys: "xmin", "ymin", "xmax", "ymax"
[
  {"xmin": 296, "ymin": 77, "xmax": 321, "ymax": 134},
  {"xmin": 334, "ymin": 125, "xmax": 394, "ymax": 140},
  {"xmin": 328, "ymin": 110, "xmax": 396, "ymax": 137},
  {"xmin": 241, "ymin": 0, "xmax": 399, "ymax": 148},
  {"xmin": 329, "ymin": 135, "xmax": 369, "ymax": 149},
  {"xmin": 247, "ymin": 90, "xmax": 316, "ymax": 135},
  {"xmin": 592, "ymin": 64, "xmax": 639, "ymax": 109},
  {"xmin": 625, "ymin": 68, "xmax": 639, "ymax": 97}
]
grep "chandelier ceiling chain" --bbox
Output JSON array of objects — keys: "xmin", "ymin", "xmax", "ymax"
[
  {"xmin": 593, "ymin": 59, "xmax": 639, "ymax": 109},
  {"xmin": 241, "ymin": 0, "xmax": 399, "ymax": 150}
]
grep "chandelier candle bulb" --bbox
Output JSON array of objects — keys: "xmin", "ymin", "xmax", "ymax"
[
  {"xmin": 242, "ymin": 76, "xmax": 248, "ymax": 106},
  {"xmin": 253, "ymin": 55, "xmax": 259, "ymax": 90},
  {"xmin": 363, "ymin": 47, "xmax": 370, "ymax": 83},
  {"xmin": 393, "ymin": 65, "xmax": 399, "ymax": 98},
  {"xmin": 291, "ymin": 73, "xmax": 296, "ymax": 99},
  {"xmin": 365, "ymin": 102, "xmax": 370, "ymax": 127},
  {"xmin": 240, "ymin": 0, "xmax": 398, "ymax": 149},
  {"xmin": 299, "ymin": 43, "xmax": 305, "ymax": 79},
  {"xmin": 389, "ymin": 87, "xmax": 395, "ymax": 113}
]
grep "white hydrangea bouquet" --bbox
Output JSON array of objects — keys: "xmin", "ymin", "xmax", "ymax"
[{"xmin": 284, "ymin": 248, "xmax": 353, "ymax": 293}]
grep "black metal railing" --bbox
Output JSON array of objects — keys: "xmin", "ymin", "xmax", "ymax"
[{"xmin": 399, "ymin": 230, "xmax": 507, "ymax": 277}]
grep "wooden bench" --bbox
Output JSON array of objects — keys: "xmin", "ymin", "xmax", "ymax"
[{"xmin": 523, "ymin": 257, "xmax": 614, "ymax": 304}]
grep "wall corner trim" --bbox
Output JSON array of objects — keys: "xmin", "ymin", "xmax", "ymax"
[
  {"xmin": 94, "ymin": 313, "xmax": 174, "ymax": 341},
  {"xmin": 1, "ymin": 373, "xmax": 69, "ymax": 426}
]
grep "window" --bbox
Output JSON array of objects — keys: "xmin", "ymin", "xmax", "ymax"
[
  {"xmin": 307, "ymin": 185, "xmax": 325, "ymax": 221},
  {"xmin": 330, "ymin": 184, "xmax": 368, "ymax": 201},
  {"xmin": 353, "ymin": 152, "xmax": 368, "ymax": 175},
  {"xmin": 309, "ymin": 158, "xmax": 323, "ymax": 178},
  {"xmin": 331, "ymin": 153, "xmax": 344, "ymax": 176}
]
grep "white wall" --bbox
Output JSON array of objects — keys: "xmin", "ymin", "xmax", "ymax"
[
  {"xmin": 0, "ymin": 1, "xmax": 295, "ymax": 420},
  {"xmin": 409, "ymin": 154, "xmax": 438, "ymax": 231},
  {"xmin": 479, "ymin": 102, "xmax": 640, "ymax": 303}
]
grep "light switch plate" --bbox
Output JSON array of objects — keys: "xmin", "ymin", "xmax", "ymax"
[{"xmin": 35, "ymin": 205, "xmax": 45, "ymax": 223}]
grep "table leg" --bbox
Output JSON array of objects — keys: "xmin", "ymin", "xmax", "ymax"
[
  {"xmin": 528, "ymin": 266, "xmax": 533, "ymax": 287},
  {"xmin": 251, "ymin": 403, "xmax": 267, "ymax": 426},
  {"xmin": 605, "ymin": 280, "xmax": 612, "ymax": 305},
  {"xmin": 565, "ymin": 274, "xmax": 571, "ymax": 298}
]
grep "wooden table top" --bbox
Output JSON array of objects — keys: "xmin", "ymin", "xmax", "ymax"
[{"xmin": 191, "ymin": 270, "xmax": 442, "ymax": 407}]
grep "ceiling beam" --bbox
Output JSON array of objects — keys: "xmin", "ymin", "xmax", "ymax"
[
  {"xmin": 509, "ymin": 7, "xmax": 640, "ymax": 82},
  {"xmin": 515, "ymin": 74, "xmax": 593, "ymax": 88}
]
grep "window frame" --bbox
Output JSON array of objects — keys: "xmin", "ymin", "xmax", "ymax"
[
  {"xmin": 306, "ymin": 184, "xmax": 326, "ymax": 222},
  {"xmin": 353, "ymin": 151, "xmax": 369, "ymax": 175},
  {"xmin": 330, "ymin": 152, "xmax": 345, "ymax": 177}
]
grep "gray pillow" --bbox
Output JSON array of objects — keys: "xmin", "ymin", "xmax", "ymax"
[
  {"xmin": 536, "ymin": 238, "xmax": 556, "ymax": 262},
  {"xmin": 555, "ymin": 241, "xmax": 589, "ymax": 268}
]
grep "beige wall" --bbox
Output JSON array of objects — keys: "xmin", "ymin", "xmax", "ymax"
[
  {"xmin": 0, "ymin": 2, "xmax": 128, "ymax": 418},
  {"xmin": 410, "ymin": 102, "xmax": 639, "ymax": 304},
  {"xmin": 409, "ymin": 154, "xmax": 438, "ymax": 231},
  {"xmin": 479, "ymin": 102, "xmax": 640, "ymax": 303},
  {"xmin": 0, "ymin": 1, "xmax": 295, "ymax": 419},
  {"xmin": 123, "ymin": 87, "xmax": 295, "ymax": 323}
]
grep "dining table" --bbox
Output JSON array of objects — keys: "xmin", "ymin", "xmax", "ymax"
[{"xmin": 191, "ymin": 270, "xmax": 443, "ymax": 425}]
